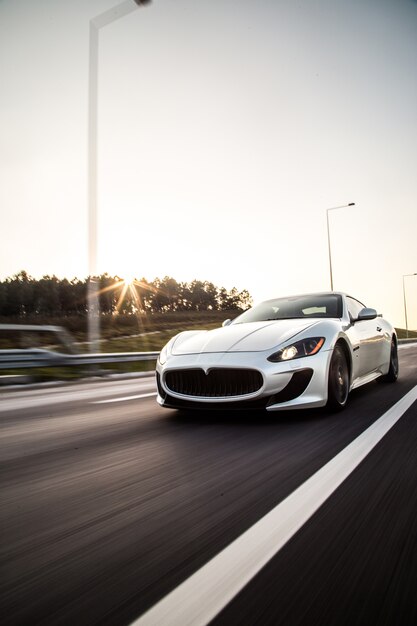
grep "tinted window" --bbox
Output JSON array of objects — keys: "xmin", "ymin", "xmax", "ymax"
[
  {"xmin": 346, "ymin": 296, "xmax": 366, "ymax": 320},
  {"xmin": 233, "ymin": 294, "xmax": 342, "ymax": 324}
]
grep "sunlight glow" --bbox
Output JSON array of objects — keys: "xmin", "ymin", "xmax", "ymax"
[
  {"xmin": 123, "ymin": 273, "xmax": 136, "ymax": 287},
  {"xmin": 116, "ymin": 282, "xmax": 130, "ymax": 312},
  {"xmin": 93, "ymin": 275, "xmax": 163, "ymax": 315}
]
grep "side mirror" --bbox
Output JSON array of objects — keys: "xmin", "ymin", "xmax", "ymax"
[
  {"xmin": 357, "ymin": 307, "xmax": 377, "ymax": 321},
  {"xmin": 222, "ymin": 319, "xmax": 232, "ymax": 327}
]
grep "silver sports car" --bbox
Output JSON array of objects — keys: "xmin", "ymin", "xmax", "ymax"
[{"xmin": 156, "ymin": 292, "xmax": 398, "ymax": 411}]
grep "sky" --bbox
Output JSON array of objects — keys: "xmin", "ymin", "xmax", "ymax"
[{"xmin": 1, "ymin": 0, "xmax": 416, "ymax": 329}]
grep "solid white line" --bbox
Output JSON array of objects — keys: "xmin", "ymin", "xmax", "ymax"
[
  {"xmin": 131, "ymin": 385, "xmax": 417, "ymax": 626},
  {"xmin": 92, "ymin": 392, "xmax": 157, "ymax": 404}
]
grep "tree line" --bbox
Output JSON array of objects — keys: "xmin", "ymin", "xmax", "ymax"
[{"xmin": 0, "ymin": 271, "xmax": 253, "ymax": 317}]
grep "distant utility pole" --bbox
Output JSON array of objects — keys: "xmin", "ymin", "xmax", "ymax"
[
  {"xmin": 87, "ymin": 0, "xmax": 151, "ymax": 353},
  {"xmin": 326, "ymin": 203, "xmax": 355, "ymax": 290},
  {"xmin": 403, "ymin": 273, "xmax": 417, "ymax": 338}
]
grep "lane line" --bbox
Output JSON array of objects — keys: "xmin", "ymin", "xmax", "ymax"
[
  {"xmin": 132, "ymin": 385, "xmax": 417, "ymax": 626},
  {"xmin": 92, "ymin": 392, "xmax": 157, "ymax": 404},
  {"xmin": 0, "ymin": 384, "xmax": 156, "ymax": 412}
]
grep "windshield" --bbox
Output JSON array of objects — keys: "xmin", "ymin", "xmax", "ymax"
[{"xmin": 232, "ymin": 294, "xmax": 342, "ymax": 324}]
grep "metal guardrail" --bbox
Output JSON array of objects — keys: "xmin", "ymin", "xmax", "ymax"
[
  {"xmin": 0, "ymin": 324, "xmax": 159, "ymax": 373},
  {"xmin": 0, "ymin": 350, "xmax": 160, "ymax": 370},
  {"xmin": 1, "ymin": 340, "xmax": 416, "ymax": 371}
]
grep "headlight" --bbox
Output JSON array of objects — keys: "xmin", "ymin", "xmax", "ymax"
[
  {"xmin": 158, "ymin": 344, "xmax": 168, "ymax": 365},
  {"xmin": 268, "ymin": 337, "xmax": 325, "ymax": 362}
]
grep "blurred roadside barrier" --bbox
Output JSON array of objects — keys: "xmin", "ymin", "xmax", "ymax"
[
  {"xmin": 0, "ymin": 324, "xmax": 158, "ymax": 384},
  {"xmin": 2, "ymin": 343, "xmax": 414, "ymax": 371},
  {"xmin": 0, "ymin": 323, "xmax": 415, "ymax": 385},
  {"xmin": 0, "ymin": 349, "xmax": 159, "ymax": 369}
]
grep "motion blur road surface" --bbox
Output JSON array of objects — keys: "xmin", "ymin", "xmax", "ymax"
[{"xmin": 1, "ymin": 345, "xmax": 417, "ymax": 625}]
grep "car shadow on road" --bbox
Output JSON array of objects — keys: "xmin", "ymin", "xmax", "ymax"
[{"xmin": 168, "ymin": 406, "xmax": 326, "ymax": 427}]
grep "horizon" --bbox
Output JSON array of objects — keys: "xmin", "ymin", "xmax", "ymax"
[{"xmin": 1, "ymin": 270, "xmax": 416, "ymax": 332}]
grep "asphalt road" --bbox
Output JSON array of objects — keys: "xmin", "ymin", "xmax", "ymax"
[{"xmin": 1, "ymin": 345, "xmax": 417, "ymax": 626}]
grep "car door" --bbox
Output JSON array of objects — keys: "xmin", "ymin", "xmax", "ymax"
[{"xmin": 346, "ymin": 297, "xmax": 382, "ymax": 378}]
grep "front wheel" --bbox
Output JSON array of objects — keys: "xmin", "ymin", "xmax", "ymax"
[
  {"xmin": 327, "ymin": 344, "xmax": 350, "ymax": 411},
  {"xmin": 380, "ymin": 338, "xmax": 399, "ymax": 383}
]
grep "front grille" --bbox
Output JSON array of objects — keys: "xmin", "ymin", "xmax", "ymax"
[{"xmin": 164, "ymin": 368, "xmax": 263, "ymax": 398}]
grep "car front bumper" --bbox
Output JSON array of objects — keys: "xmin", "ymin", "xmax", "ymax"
[{"xmin": 156, "ymin": 348, "xmax": 333, "ymax": 411}]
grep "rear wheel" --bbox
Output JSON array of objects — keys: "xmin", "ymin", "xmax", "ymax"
[
  {"xmin": 380, "ymin": 338, "xmax": 399, "ymax": 383},
  {"xmin": 327, "ymin": 344, "xmax": 349, "ymax": 411}
]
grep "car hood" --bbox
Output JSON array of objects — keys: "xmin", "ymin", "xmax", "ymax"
[{"xmin": 171, "ymin": 319, "xmax": 319, "ymax": 355}]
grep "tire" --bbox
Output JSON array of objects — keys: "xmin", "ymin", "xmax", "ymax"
[
  {"xmin": 380, "ymin": 338, "xmax": 399, "ymax": 383},
  {"xmin": 327, "ymin": 344, "xmax": 350, "ymax": 411}
]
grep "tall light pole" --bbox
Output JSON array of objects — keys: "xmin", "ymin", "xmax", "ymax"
[
  {"xmin": 87, "ymin": 0, "xmax": 151, "ymax": 353},
  {"xmin": 326, "ymin": 202, "xmax": 355, "ymax": 291},
  {"xmin": 403, "ymin": 273, "xmax": 417, "ymax": 338}
]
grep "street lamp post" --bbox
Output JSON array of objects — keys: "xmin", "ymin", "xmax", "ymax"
[
  {"xmin": 402, "ymin": 273, "xmax": 417, "ymax": 338},
  {"xmin": 326, "ymin": 203, "xmax": 355, "ymax": 291},
  {"xmin": 87, "ymin": 0, "xmax": 150, "ymax": 354}
]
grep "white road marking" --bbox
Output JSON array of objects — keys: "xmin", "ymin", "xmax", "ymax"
[
  {"xmin": 132, "ymin": 385, "xmax": 417, "ymax": 626},
  {"xmin": 0, "ymin": 381, "xmax": 156, "ymax": 412},
  {"xmin": 92, "ymin": 392, "xmax": 157, "ymax": 404}
]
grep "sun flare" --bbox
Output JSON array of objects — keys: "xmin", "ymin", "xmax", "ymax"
[
  {"xmin": 123, "ymin": 273, "xmax": 136, "ymax": 286},
  {"xmin": 94, "ymin": 274, "xmax": 161, "ymax": 315}
]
